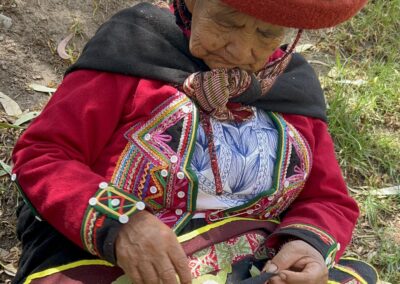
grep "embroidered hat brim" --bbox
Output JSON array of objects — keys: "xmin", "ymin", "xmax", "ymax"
[{"xmin": 220, "ymin": 0, "xmax": 368, "ymax": 29}]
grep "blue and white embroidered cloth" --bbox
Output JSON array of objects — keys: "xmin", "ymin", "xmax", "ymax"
[{"xmin": 191, "ymin": 108, "xmax": 278, "ymax": 209}]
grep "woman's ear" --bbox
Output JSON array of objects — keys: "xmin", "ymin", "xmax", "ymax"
[{"xmin": 184, "ymin": 0, "xmax": 197, "ymax": 13}]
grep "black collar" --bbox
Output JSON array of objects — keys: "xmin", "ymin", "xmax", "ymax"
[{"xmin": 66, "ymin": 3, "xmax": 326, "ymax": 121}]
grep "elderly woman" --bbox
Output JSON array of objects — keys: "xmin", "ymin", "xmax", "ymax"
[{"xmin": 11, "ymin": 0, "xmax": 378, "ymax": 283}]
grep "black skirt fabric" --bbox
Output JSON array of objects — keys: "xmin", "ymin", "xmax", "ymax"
[{"xmin": 13, "ymin": 204, "xmax": 378, "ymax": 284}]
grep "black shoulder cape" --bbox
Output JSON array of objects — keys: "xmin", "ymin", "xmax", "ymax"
[{"xmin": 66, "ymin": 2, "xmax": 326, "ymax": 121}]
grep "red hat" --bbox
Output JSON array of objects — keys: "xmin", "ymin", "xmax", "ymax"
[{"xmin": 220, "ymin": 0, "xmax": 367, "ymax": 29}]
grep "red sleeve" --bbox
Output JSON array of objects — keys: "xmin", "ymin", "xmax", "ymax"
[
  {"xmin": 12, "ymin": 70, "xmax": 139, "ymax": 255},
  {"xmin": 267, "ymin": 114, "xmax": 359, "ymax": 267}
]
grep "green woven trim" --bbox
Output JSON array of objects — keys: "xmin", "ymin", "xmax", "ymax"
[
  {"xmin": 89, "ymin": 183, "xmax": 145, "ymax": 222},
  {"xmin": 13, "ymin": 178, "xmax": 42, "ymax": 221},
  {"xmin": 81, "ymin": 183, "xmax": 148, "ymax": 255}
]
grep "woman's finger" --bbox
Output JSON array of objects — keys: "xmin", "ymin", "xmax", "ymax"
[
  {"xmin": 126, "ymin": 266, "xmax": 144, "ymax": 284},
  {"xmin": 155, "ymin": 254, "xmax": 179, "ymax": 284},
  {"xmin": 138, "ymin": 261, "xmax": 160, "ymax": 284},
  {"xmin": 280, "ymin": 261, "xmax": 328, "ymax": 284},
  {"xmin": 168, "ymin": 244, "xmax": 192, "ymax": 284},
  {"xmin": 264, "ymin": 241, "xmax": 311, "ymax": 272},
  {"xmin": 268, "ymin": 275, "xmax": 287, "ymax": 284}
]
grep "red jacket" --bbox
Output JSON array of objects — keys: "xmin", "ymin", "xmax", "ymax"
[{"xmin": 12, "ymin": 69, "xmax": 359, "ymax": 267}]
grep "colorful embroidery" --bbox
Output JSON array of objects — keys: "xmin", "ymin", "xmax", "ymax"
[
  {"xmin": 188, "ymin": 232, "xmax": 272, "ymax": 278},
  {"xmin": 114, "ymin": 94, "xmax": 184, "ymax": 198},
  {"xmin": 81, "ymin": 208, "xmax": 100, "ymax": 255},
  {"xmin": 281, "ymin": 223, "xmax": 335, "ymax": 245},
  {"xmin": 90, "ymin": 184, "xmax": 145, "ymax": 221},
  {"xmin": 263, "ymin": 122, "xmax": 313, "ymax": 218},
  {"xmin": 82, "ymin": 92, "xmax": 314, "ymax": 246},
  {"xmin": 331, "ymin": 264, "xmax": 366, "ymax": 284},
  {"xmin": 81, "ymin": 183, "xmax": 147, "ymax": 255},
  {"xmin": 110, "ymin": 92, "xmax": 199, "ymax": 230}
]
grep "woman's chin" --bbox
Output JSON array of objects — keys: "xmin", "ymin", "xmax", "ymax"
[
  {"xmin": 203, "ymin": 59, "xmax": 233, "ymax": 69},
  {"xmin": 204, "ymin": 59, "xmax": 259, "ymax": 72},
  {"xmin": 204, "ymin": 60, "xmax": 250, "ymax": 71}
]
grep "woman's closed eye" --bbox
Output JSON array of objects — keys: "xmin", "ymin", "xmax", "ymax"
[
  {"xmin": 212, "ymin": 18, "xmax": 244, "ymax": 30},
  {"xmin": 257, "ymin": 28, "xmax": 280, "ymax": 39}
]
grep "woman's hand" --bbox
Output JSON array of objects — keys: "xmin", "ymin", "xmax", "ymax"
[
  {"xmin": 115, "ymin": 211, "xmax": 192, "ymax": 284},
  {"xmin": 264, "ymin": 240, "xmax": 328, "ymax": 284}
]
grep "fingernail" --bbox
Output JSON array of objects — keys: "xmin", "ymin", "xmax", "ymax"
[
  {"xmin": 265, "ymin": 262, "xmax": 278, "ymax": 273},
  {"xmin": 279, "ymin": 272, "xmax": 287, "ymax": 280}
]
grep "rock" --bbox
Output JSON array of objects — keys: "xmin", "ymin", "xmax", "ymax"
[{"xmin": 0, "ymin": 14, "xmax": 12, "ymax": 30}]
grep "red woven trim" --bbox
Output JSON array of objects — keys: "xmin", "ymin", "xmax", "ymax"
[
  {"xmin": 200, "ymin": 113, "xmax": 224, "ymax": 196},
  {"xmin": 280, "ymin": 223, "xmax": 335, "ymax": 245}
]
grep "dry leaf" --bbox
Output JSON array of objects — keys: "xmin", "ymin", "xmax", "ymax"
[
  {"xmin": 337, "ymin": 79, "xmax": 367, "ymax": 86},
  {"xmin": 57, "ymin": 33, "xmax": 74, "ymax": 60},
  {"xmin": 0, "ymin": 92, "xmax": 22, "ymax": 116},
  {"xmin": 370, "ymin": 185, "xmax": 400, "ymax": 196},
  {"xmin": 308, "ymin": 60, "xmax": 330, "ymax": 67},
  {"xmin": 327, "ymin": 67, "xmax": 339, "ymax": 78},
  {"xmin": 14, "ymin": 111, "xmax": 41, "ymax": 126},
  {"xmin": 0, "ymin": 160, "xmax": 12, "ymax": 175},
  {"xmin": 29, "ymin": 84, "xmax": 57, "ymax": 94},
  {"xmin": 295, "ymin": 43, "xmax": 314, "ymax": 53},
  {"xmin": 0, "ymin": 261, "xmax": 17, "ymax": 277},
  {"xmin": 112, "ymin": 275, "xmax": 133, "ymax": 284},
  {"xmin": 0, "ymin": 122, "xmax": 23, "ymax": 129}
]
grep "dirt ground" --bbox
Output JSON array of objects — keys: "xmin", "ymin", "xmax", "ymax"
[
  {"xmin": 0, "ymin": 0, "xmax": 146, "ymax": 281},
  {"xmin": 0, "ymin": 0, "xmax": 146, "ymax": 110}
]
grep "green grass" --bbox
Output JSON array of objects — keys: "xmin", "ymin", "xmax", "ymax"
[
  {"xmin": 323, "ymin": 60, "xmax": 400, "ymax": 185},
  {"xmin": 317, "ymin": 0, "xmax": 400, "ymax": 282}
]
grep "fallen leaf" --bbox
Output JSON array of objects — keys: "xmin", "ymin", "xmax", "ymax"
[
  {"xmin": 57, "ymin": 33, "xmax": 74, "ymax": 60},
  {"xmin": 0, "ymin": 261, "xmax": 17, "ymax": 277},
  {"xmin": 13, "ymin": 111, "xmax": 41, "ymax": 126},
  {"xmin": 0, "ymin": 92, "xmax": 22, "ymax": 116},
  {"xmin": 29, "ymin": 83, "xmax": 57, "ymax": 94},
  {"xmin": 327, "ymin": 67, "xmax": 339, "ymax": 78},
  {"xmin": 308, "ymin": 60, "xmax": 330, "ymax": 67},
  {"xmin": 347, "ymin": 186, "xmax": 362, "ymax": 194},
  {"xmin": 0, "ymin": 122, "xmax": 23, "ymax": 129},
  {"xmin": 370, "ymin": 185, "xmax": 400, "ymax": 196},
  {"xmin": 47, "ymin": 81, "xmax": 58, "ymax": 88},
  {"xmin": 112, "ymin": 275, "xmax": 132, "ymax": 284},
  {"xmin": 249, "ymin": 265, "xmax": 261, "ymax": 278},
  {"xmin": 337, "ymin": 79, "xmax": 367, "ymax": 86},
  {"xmin": 295, "ymin": 43, "xmax": 314, "ymax": 53},
  {"xmin": 0, "ymin": 160, "xmax": 12, "ymax": 175}
]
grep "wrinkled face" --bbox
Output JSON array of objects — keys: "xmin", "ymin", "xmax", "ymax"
[{"xmin": 185, "ymin": 0, "xmax": 286, "ymax": 72}]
